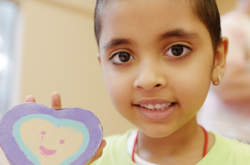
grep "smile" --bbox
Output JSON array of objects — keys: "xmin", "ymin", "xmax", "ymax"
[
  {"xmin": 139, "ymin": 103, "xmax": 172, "ymax": 111},
  {"xmin": 40, "ymin": 145, "xmax": 57, "ymax": 156},
  {"xmin": 135, "ymin": 103, "xmax": 177, "ymax": 120}
]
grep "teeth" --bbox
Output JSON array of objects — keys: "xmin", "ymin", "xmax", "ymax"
[
  {"xmin": 148, "ymin": 104, "xmax": 154, "ymax": 110},
  {"xmin": 140, "ymin": 103, "xmax": 173, "ymax": 110},
  {"xmin": 155, "ymin": 104, "xmax": 161, "ymax": 110}
]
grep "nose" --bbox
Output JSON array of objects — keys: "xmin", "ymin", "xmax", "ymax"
[{"xmin": 133, "ymin": 61, "xmax": 167, "ymax": 91}]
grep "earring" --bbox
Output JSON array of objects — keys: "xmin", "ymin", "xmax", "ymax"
[{"xmin": 213, "ymin": 76, "xmax": 221, "ymax": 86}]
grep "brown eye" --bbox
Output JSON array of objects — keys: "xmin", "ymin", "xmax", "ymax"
[
  {"xmin": 119, "ymin": 52, "xmax": 130, "ymax": 62},
  {"xmin": 165, "ymin": 45, "xmax": 191, "ymax": 57},
  {"xmin": 172, "ymin": 45, "xmax": 183, "ymax": 56},
  {"xmin": 111, "ymin": 52, "xmax": 134, "ymax": 64}
]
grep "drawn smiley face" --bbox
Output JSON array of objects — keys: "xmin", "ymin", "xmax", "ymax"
[
  {"xmin": 40, "ymin": 130, "xmax": 64, "ymax": 156},
  {"xmin": 20, "ymin": 118, "xmax": 84, "ymax": 165},
  {"xmin": 0, "ymin": 103, "xmax": 102, "ymax": 165}
]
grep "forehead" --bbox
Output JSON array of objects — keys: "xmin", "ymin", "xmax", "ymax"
[{"xmin": 99, "ymin": 0, "xmax": 210, "ymax": 49}]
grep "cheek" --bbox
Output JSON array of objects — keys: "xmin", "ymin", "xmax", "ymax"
[
  {"xmin": 102, "ymin": 65, "xmax": 134, "ymax": 111},
  {"xmin": 172, "ymin": 58, "xmax": 212, "ymax": 112}
]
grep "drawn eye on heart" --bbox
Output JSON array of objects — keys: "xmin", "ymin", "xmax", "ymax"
[
  {"xmin": 41, "ymin": 131, "xmax": 66, "ymax": 144},
  {"xmin": 15, "ymin": 116, "xmax": 88, "ymax": 164},
  {"xmin": 0, "ymin": 103, "xmax": 103, "ymax": 165}
]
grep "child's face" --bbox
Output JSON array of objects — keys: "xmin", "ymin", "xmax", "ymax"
[{"xmin": 98, "ymin": 0, "xmax": 217, "ymax": 137}]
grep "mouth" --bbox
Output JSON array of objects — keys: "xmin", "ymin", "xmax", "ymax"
[
  {"xmin": 136, "ymin": 103, "xmax": 175, "ymax": 111},
  {"xmin": 40, "ymin": 145, "xmax": 57, "ymax": 156},
  {"xmin": 134, "ymin": 102, "xmax": 177, "ymax": 120}
]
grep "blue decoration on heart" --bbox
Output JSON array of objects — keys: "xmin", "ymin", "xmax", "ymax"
[
  {"xmin": 12, "ymin": 114, "xmax": 90, "ymax": 165},
  {"xmin": 0, "ymin": 103, "xmax": 103, "ymax": 165}
]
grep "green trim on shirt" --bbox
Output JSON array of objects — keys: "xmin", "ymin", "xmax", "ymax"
[{"xmin": 91, "ymin": 130, "xmax": 250, "ymax": 165}]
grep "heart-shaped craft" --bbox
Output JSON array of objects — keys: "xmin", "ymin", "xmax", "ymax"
[{"xmin": 0, "ymin": 103, "xmax": 103, "ymax": 165}]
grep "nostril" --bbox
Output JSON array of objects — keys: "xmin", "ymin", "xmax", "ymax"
[{"xmin": 155, "ymin": 84, "xmax": 161, "ymax": 87}]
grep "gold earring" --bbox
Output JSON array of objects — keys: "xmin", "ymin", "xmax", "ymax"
[{"xmin": 213, "ymin": 76, "xmax": 221, "ymax": 86}]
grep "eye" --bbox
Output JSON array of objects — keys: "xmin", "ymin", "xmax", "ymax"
[
  {"xmin": 110, "ymin": 52, "xmax": 134, "ymax": 64},
  {"xmin": 165, "ymin": 45, "xmax": 191, "ymax": 57},
  {"xmin": 60, "ymin": 139, "xmax": 65, "ymax": 144}
]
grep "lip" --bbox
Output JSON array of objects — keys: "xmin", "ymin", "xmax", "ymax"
[
  {"xmin": 134, "ymin": 102, "xmax": 177, "ymax": 121},
  {"xmin": 134, "ymin": 98, "xmax": 173, "ymax": 105}
]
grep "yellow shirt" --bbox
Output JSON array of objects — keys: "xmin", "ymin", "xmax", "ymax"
[{"xmin": 91, "ymin": 130, "xmax": 250, "ymax": 165}]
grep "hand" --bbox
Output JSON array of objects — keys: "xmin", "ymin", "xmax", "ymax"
[
  {"xmin": 0, "ymin": 93, "xmax": 64, "ymax": 150},
  {"xmin": 25, "ymin": 92, "xmax": 62, "ymax": 109},
  {"xmin": 25, "ymin": 92, "xmax": 106, "ymax": 165},
  {"xmin": 87, "ymin": 139, "xmax": 106, "ymax": 165}
]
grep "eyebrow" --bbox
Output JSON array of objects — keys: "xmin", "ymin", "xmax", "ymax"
[
  {"xmin": 102, "ymin": 39, "xmax": 131, "ymax": 50},
  {"xmin": 160, "ymin": 29, "xmax": 199, "ymax": 40},
  {"xmin": 102, "ymin": 29, "xmax": 199, "ymax": 50}
]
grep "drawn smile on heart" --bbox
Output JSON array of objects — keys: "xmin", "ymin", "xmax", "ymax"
[
  {"xmin": 0, "ymin": 104, "xmax": 101, "ymax": 165},
  {"xmin": 39, "ymin": 131, "xmax": 66, "ymax": 157},
  {"xmin": 16, "ymin": 118, "xmax": 86, "ymax": 165},
  {"xmin": 40, "ymin": 145, "xmax": 56, "ymax": 156}
]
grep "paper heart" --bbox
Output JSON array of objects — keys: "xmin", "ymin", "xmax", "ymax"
[
  {"xmin": 14, "ymin": 114, "xmax": 89, "ymax": 165},
  {"xmin": 0, "ymin": 103, "xmax": 103, "ymax": 165}
]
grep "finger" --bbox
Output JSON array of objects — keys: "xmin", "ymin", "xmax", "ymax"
[
  {"xmin": 99, "ymin": 139, "xmax": 106, "ymax": 150},
  {"xmin": 88, "ymin": 139, "xmax": 106, "ymax": 164},
  {"xmin": 25, "ymin": 95, "xmax": 36, "ymax": 103},
  {"xmin": 51, "ymin": 92, "xmax": 62, "ymax": 110}
]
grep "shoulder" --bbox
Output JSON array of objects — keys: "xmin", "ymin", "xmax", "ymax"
[
  {"xmin": 226, "ymin": 137, "xmax": 250, "ymax": 164},
  {"xmin": 103, "ymin": 129, "xmax": 131, "ymax": 152},
  {"xmin": 202, "ymin": 132, "xmax": 250, "ymax": 165},
  {"xmin": 214, "ymin": 132, "xmax": 250, "ymax": 152},
  {"xmin": 104, "ymin": 131, "xmax": 130, "ymax": 143},
  {"xmin": 90, "ymin": 130, "xmax": 135, "ymax": 165}
]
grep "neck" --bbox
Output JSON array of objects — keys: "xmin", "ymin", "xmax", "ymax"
[{"xmin": 136, "ymin": 117, "xmax": 205, "ymax": 164}]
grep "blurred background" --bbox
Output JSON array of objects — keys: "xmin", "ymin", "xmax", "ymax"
[{"xmin": 0, "ymin": 0, "xmax": 237, "ymax": 137}]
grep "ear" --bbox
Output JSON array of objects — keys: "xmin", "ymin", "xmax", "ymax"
[
  {"xmin": 212, "ymin": 37, "xmax": 228, "ymax": 85},
  {"xmin": 97, "ymin": 53, "xmax": 101, "ymax": 65}
]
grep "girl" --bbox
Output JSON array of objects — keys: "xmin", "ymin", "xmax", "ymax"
[{"xmin": 91, "ymin": 0, "xmax": 250, "ymax": 164}]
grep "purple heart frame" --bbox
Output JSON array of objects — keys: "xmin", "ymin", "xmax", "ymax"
[{"xmin": 0, "ymin": 103, "xmax": 103, "ymax": 165}]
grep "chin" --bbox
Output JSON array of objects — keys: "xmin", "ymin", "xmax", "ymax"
[{"xmin": 140, "ymin": 125, "xmax": 176, "ymax": 138}]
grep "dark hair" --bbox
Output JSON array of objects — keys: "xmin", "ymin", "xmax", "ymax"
[{"xmin": 94, "ymin": 0, "xmax": 221, "ymax": 53}]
